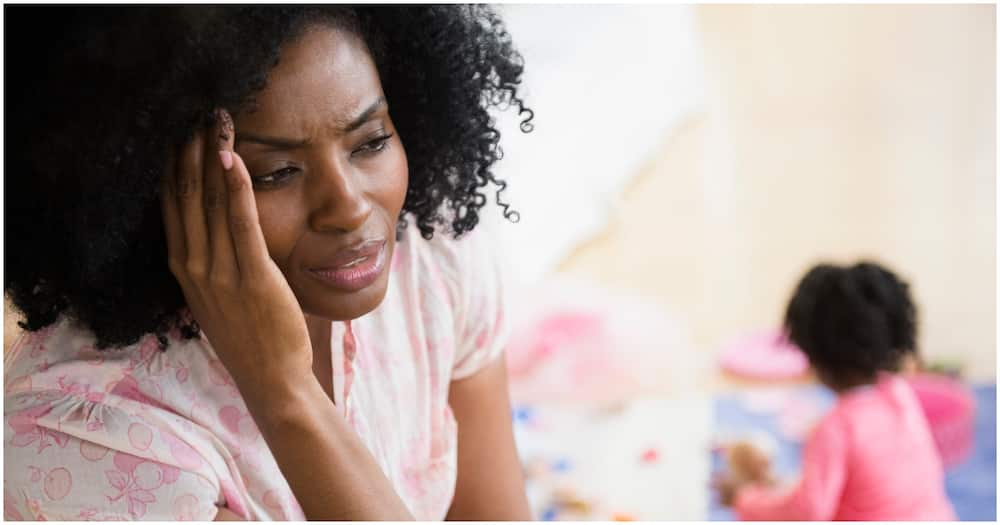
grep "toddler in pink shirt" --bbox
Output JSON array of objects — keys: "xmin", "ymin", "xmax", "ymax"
[{"xmin": 719, "ymin": 262, "xmax": 956, "ymax": 521}]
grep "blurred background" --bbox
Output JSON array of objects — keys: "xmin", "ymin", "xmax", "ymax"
[
  {"xmin": 2, "ymin": 3, "xmax": 995, "ymax": 522},
  {"xmin": 483, "ymin": 4, "xmax": 996, "ymax": 521}
]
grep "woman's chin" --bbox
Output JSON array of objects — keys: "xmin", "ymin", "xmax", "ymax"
[{"xmin": 298, "ymin": 271, "xmax": 391, "ymax": 322}]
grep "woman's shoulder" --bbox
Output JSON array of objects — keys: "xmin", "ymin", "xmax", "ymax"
[
  {"xmin": 7, "ymin": 317, "xmax": 209, "ymax": 380},
  {"xmin": 4, "ymin": 321, "xmax": 233, "ymax": 519},
  {"xmin": 4, "ymin": 377, "xmax": 225, "ymax": 520},
  {"xmin": 379, "ymin": 222, "xmax": 509, "ymax": 379},
  {"xmin": 5, "ymin": 317, "xmax": 102, "ymax": 383},
  {"xmin": 4, "ymin": 318, "xmax": 226, "ymax": 425},
  {"xmin": 394, "ymin": 221, "xmax": 504, "ymax": 304},
  {"xmin": 397, "ymin": 221, "xmax": 485, "ymax": 270}
]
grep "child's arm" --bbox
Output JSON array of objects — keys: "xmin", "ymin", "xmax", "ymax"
[{"xmin": 734, "ymin": 414, "xmax": 848, "ymax": 521}]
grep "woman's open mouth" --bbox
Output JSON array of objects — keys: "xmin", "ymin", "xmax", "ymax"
[{"xmin": 307, "ymin": 239, "xmax": 387, "ymax": 292}]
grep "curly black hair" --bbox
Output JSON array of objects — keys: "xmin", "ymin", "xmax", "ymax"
[
  {"xmin": 5, "ymin": 5, "xmax": 533, "ymax": 350},
  {"xmin": 783, "ymin": 261, "xmax": 918, "ymax": 386}
]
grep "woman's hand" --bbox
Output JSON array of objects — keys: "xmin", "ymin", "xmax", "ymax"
[
  {"xmin": 161, "ymin": 111, "xmax": 413, "ymax": 520},
  {"xmin": 160, "ymin": 109, "xmax": 312, "ymax": 403}
]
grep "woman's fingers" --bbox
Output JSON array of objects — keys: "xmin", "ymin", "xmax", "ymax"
[
  {"xmin": 166, "ymin": 111, "xmax": 274, "ymax": 300},
  {"xmin": 205, "ymin": 109, "xmax": 238, "ymax": 283},
  {"xmin": 175, "ymin": 127, "xmax": 210, "ymax": 278},
  {"xmin": 224, "ymin": 151, "xmax": 272, "ymax": 281}
]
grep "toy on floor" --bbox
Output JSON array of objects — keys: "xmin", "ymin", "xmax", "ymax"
[
  {"xmin": 713, "ymin": 435, "xmax": 778, "ymax": 506},
  {"xmin": 536, "ymin": 485, "xmax": 599, "ymax": 521},
  {"xmin": 922, "ymin": 357, "xmax": 964, "ymax": 379},
  {"xmin": 551, "ymin": 486, "xmax": 593, "ymax": 514},
  {"xmin": 718, "ymin": 328, "xmax": 809, "ymax": 380},
  {"xmin": 908, "ymin": 373, "xmax": 976, "ymax": 469},
  {"xmin": 505, "ymin": 276, "xmax": 699, "ymax": 405},
  {"xmin": 639, "ymin": 447, "xmax": 660, "ymax": 464},
  {"xmin": 551, "ymin": 458, "xmax": 573, "ymax": 473}
]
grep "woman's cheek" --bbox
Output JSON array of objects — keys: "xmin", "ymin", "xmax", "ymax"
[{"xmin": 253, "ymin": 194, "xmax": 302, "ymax": 268}]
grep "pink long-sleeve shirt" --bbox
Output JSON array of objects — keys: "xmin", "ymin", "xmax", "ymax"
[{"xmin": 735, "ymin": 374, "xmax": 956, "ymax": 521}]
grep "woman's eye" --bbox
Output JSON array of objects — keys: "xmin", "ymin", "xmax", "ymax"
[
  {"xmin": 251, "ymin": 166, "xmax": 299, "ymax": 189},
  {"xmin": 353, "ymin": 133, "xmax": 393, "ymax": 157}
]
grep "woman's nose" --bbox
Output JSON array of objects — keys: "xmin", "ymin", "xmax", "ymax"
[{"xmin": 307, "ymin": 159, "xmax": 373, "ymax": 234}]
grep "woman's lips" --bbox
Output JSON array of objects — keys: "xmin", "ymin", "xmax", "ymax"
[{"xmin": 307, "ymin": 240, "xmax": 387, "ymax": 292}]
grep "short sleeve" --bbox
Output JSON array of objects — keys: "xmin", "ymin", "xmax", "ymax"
[
  {"xmin": 4, "ymin": 393, "xmax": 221, "ymax": 521},
  {"xmin": 449, "ymin": 227, "xmax": 510, "ymax": 381}
]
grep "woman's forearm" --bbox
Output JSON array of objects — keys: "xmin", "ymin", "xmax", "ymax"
[{"xmin": 244, "ymin": 379, "xmax": 414, "ymax": 521}]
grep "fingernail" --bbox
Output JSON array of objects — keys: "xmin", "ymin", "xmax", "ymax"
[{"xmin": 219, "ymin": 150, "xmax": 233, "ymax": 171}]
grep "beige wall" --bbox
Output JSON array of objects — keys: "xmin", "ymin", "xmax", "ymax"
[{"xmin": 560, "ymin": 5, "xmax": 996, "ymax": 381}]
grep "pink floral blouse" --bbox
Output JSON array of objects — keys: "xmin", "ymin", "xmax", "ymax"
[{"xmin": 3, "ymin": 226, "xmax": 508, "ymax": 520}]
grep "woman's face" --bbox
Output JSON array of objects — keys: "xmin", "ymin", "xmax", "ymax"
[{"xmin": 233, "ymin": 24, "xmax": 408, "ymax": 321}]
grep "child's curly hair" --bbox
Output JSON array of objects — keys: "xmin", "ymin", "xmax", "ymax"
[
  {"xmin": 784, "ymin": 261, "xmax": 918, "ymax": 384},
  {"xmin": 5, "ymin": 6, "xmax": 533, "ymax": 349}
]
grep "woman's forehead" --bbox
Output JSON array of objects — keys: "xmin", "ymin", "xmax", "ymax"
[{"xmin": 238, "ymin": 25, "xmax": 382, "ymax": 132}]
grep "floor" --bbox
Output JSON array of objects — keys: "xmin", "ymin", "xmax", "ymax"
[{"xmin": 513, "ymin": 394, "xmax": 713, "ymax": 521}]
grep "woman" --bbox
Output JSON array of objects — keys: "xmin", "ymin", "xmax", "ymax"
[{"xmin": 5, "ymin": 6, "xmax": 533, "ymax": 520}]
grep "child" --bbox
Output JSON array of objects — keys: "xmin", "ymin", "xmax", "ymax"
[{"xmin": 718, "ymin": 262, "xmax": 956, "ymax": 520}]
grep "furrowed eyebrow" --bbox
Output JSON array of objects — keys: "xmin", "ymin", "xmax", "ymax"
[
  {"xmin": 235, "ymin": 97, "xmax": 388, "ymax": 149},
  {"xmin": 342, "ymin": 96, "xmax": 387, "ymax": 133},
  {"xmin": 235, "ymin": 133, "xmax": 310, "ymax": 150}
]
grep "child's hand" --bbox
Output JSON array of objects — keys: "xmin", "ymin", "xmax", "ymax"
[
  {"xmin": 712, "ymin": 472, "xmax": 743, "ymax": 507},
  {"xmin": 727, "ymin": 441, "xmax": 773, "ymax": 484}
]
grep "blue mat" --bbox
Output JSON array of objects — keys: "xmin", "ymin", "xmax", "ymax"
[{"xmin": 709, "ymin": 384, "xmax": 996, "ymax": 521}]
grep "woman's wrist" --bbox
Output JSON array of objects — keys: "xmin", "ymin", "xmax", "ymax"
[
  {"xmin": 239, "ymin": 372, "xmax": 332, "ymax": 435},
  {"xmin": 237, "ymin": 372, "xmax": 413, "ymax": 520}
]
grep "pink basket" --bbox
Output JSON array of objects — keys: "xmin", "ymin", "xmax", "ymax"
[
  {"xmin": 718, "ymin": 328, "xmax": 810, "ymax": 380},
  {"xmin": 907, "ymin": 374, "xmax": 976, "ymax": 469}
]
